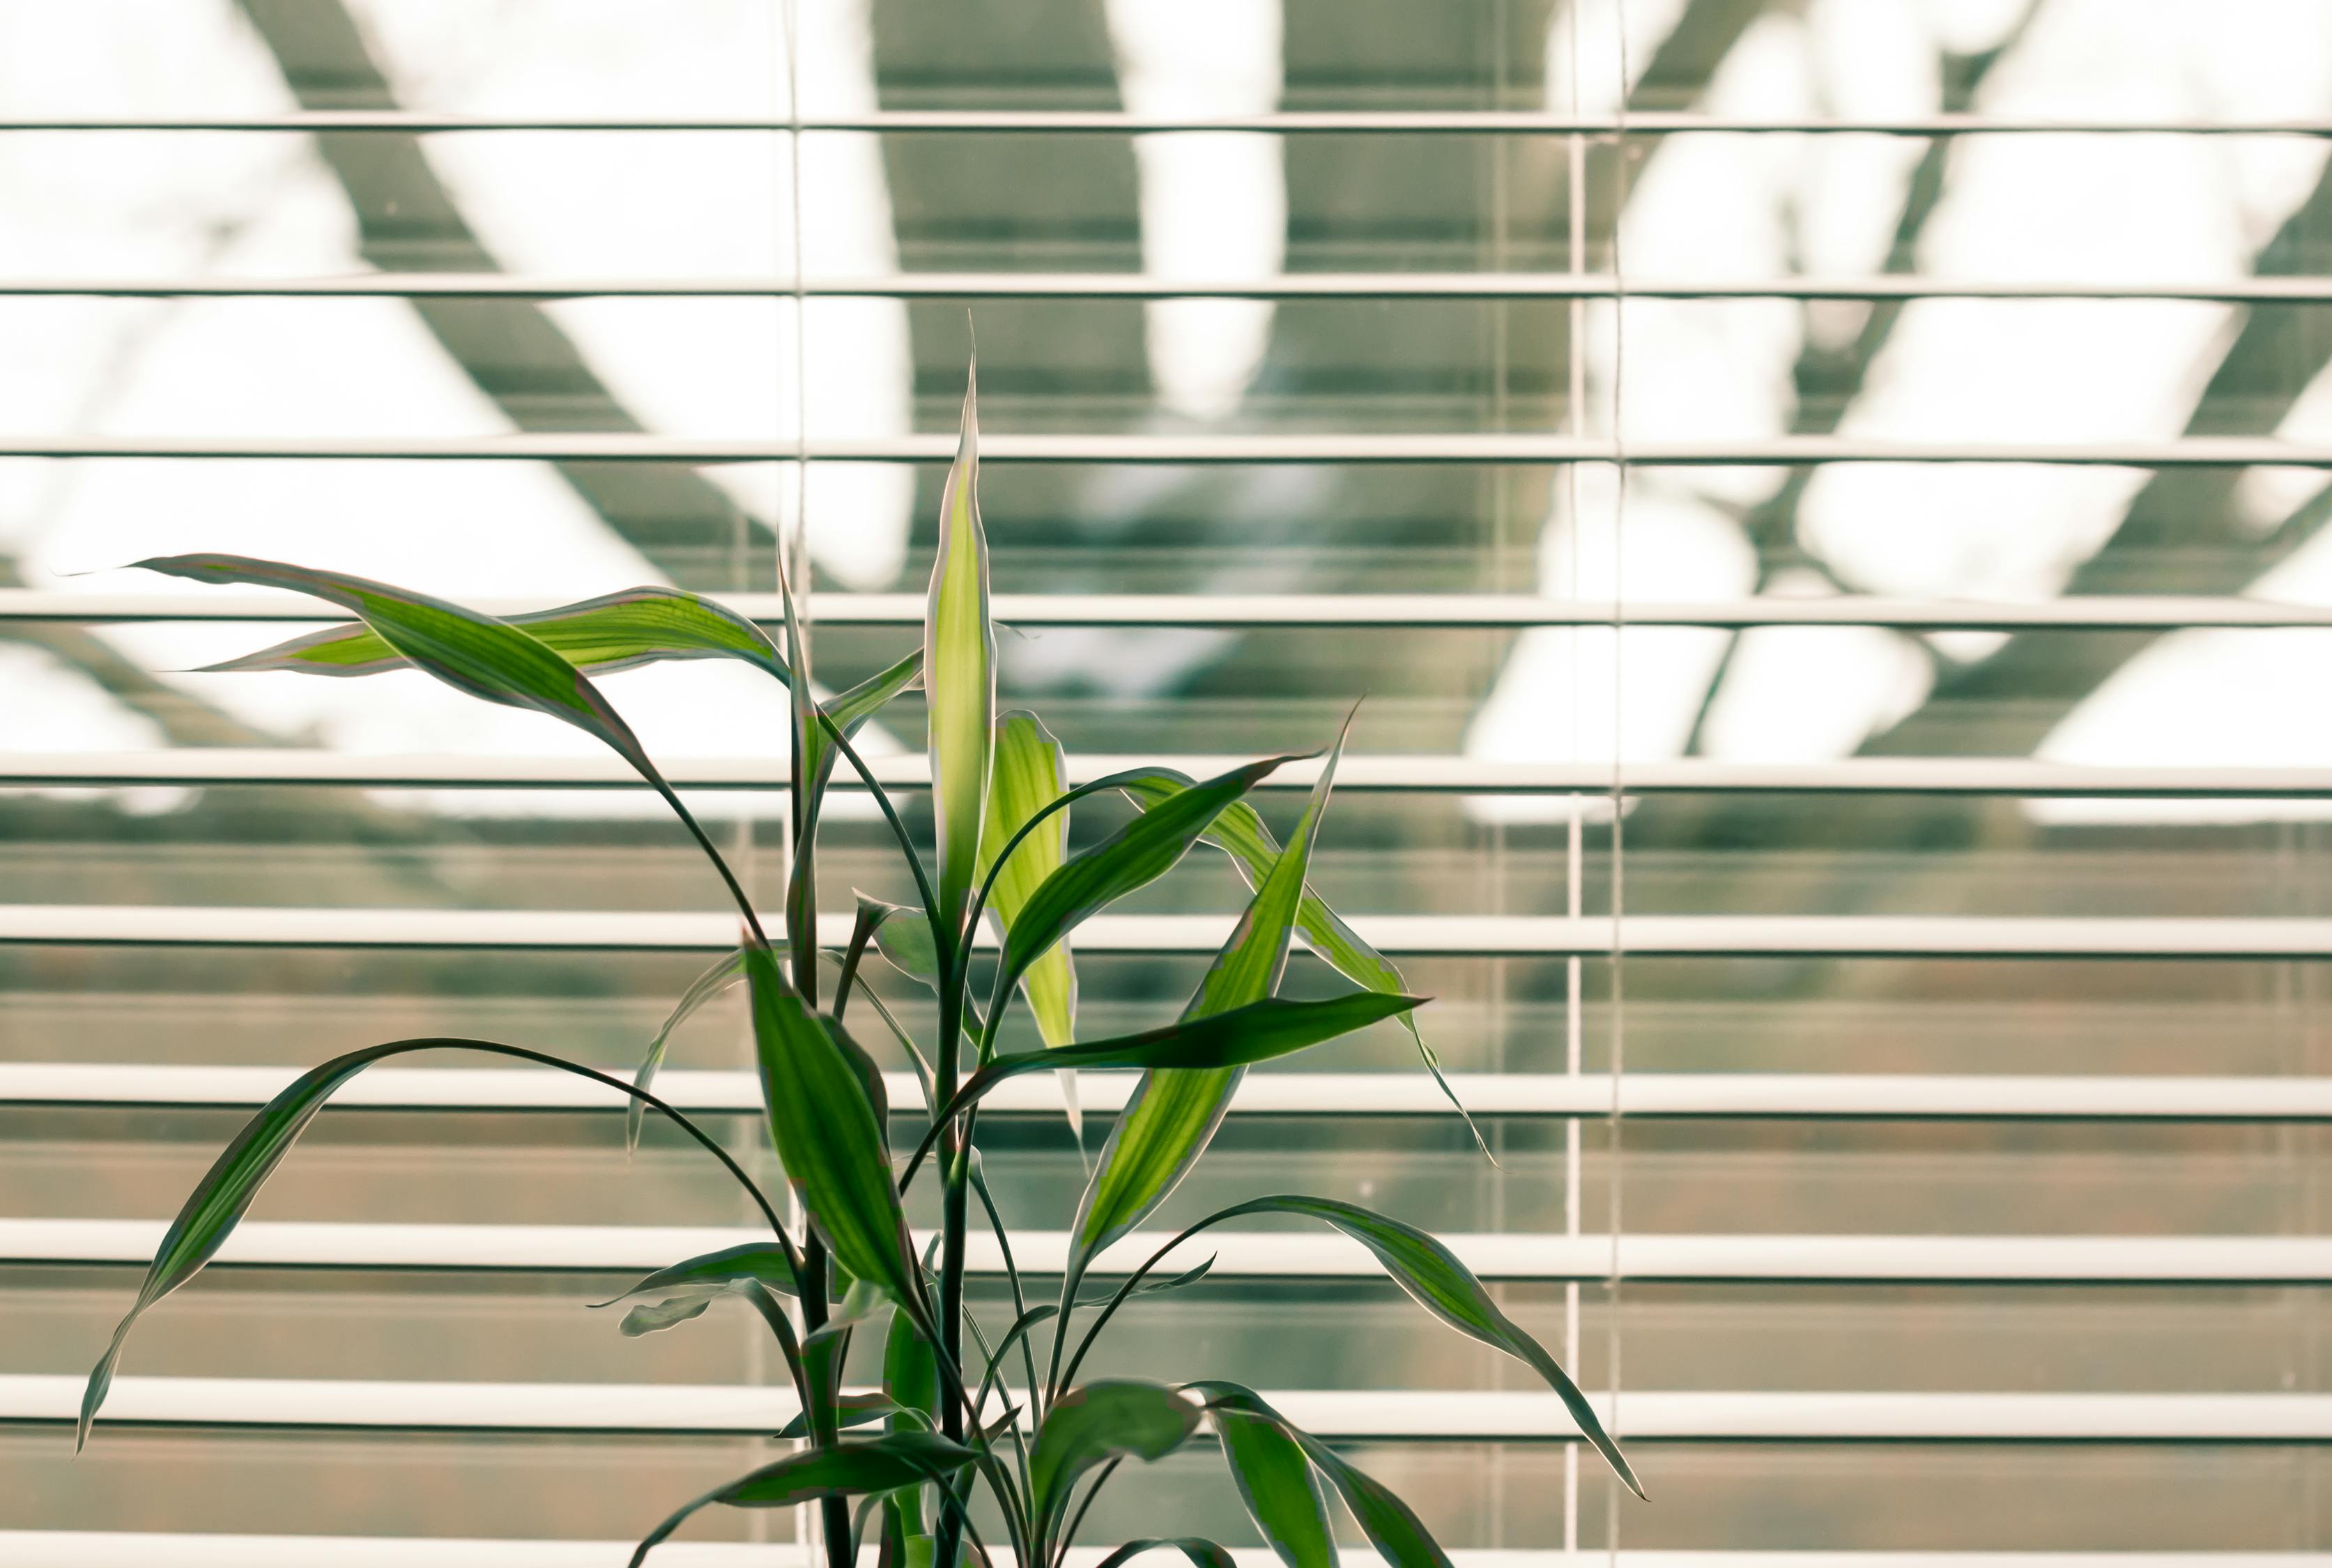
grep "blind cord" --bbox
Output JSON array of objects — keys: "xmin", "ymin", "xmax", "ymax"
[{"xmin": 1606, "ymin": 1, "xmax": 1629, "ymax": 1558}]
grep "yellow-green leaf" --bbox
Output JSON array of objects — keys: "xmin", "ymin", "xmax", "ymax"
[{"xmin": 924, "ymin": 360, "xmax": 995, "ymax": 941}]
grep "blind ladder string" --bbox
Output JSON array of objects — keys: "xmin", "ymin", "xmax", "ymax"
[{"xmin": 1606, "ymin": 3, "xmax": 1630, "ymax": 1561}]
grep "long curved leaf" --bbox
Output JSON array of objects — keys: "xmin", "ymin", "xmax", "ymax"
[
  {"xmin": 1211, "ymin": 1399, "xmax": 1336, "ymax": 1568},
  {"xmin": 926, "ymin": 358, "xmax": 995, "ymax": 939},
  {"xmin": 1029, "ymin": 1378, "xmax": 1204, "ymax": 1526},
  {"xmin": 629, "ymin": 1433, "xmax": 977, "ymax": 1568},
  {"xmin": 905, "ymin": 993, "xmax": 1425, "ymax": 1181},
  {"xmin": 1188, "ymin": 1382, "xmax": 1452, "ymax": 1568},
  {"xmin": 1073, "ymin": 716, "xmax": 1352, "ymax": 1265},
  {"xmin": 627, "ymin": 947, "xmax": 747, "ymax": 1153},
  {"xmin": 746, "ymin": 946, "xmax": 924, "ymax": 1319},
  {"xmin": 989, "ymin": 750, "xmax": 1307, "ymax": 1022},
  {"xmin": 200, "ymin": 583, "xmax": 790, "ymax": 680},
  {"xmin": 979, "ymin": 709, "xmax": 1082, "ymax": 1139},
  {"xmin": 1194, "ymin": 1196, "xmax": 1639, "ymax": 1498},
  {"xmin": 1094, "ymin": 1542, "xmax": 1239, "ymax": 1568},
  {"xmin": 592, "ymin": 1240, "xmax": 800, "ymax": 1307},
  {"xmin": 1117, "ymin": 768, "xmax": 1481, "ymax": 1151},
  {"xmin": 78, "ymin": 1036, "xmax": 783, "ymax": 1452}
]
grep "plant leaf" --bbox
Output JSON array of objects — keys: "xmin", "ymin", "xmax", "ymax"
[
  {"xmin": 778, "ymin": 552, "xmax": 824, "ymax": 997},
  {"xmin": 905, "ymin": 994, "xmax": 1425, "ymax": 1183},
  {"xmin": 618, "ymin": 1295, "xmax": 715, "ymax": 1337},
  {"xmin": 592, "ymin": 1240, "xmax": 800, "ymax": 1307},
  {"xmin": 1210, "ymin": 1398, "xmax": 1337, "ymax": 1568},
  {"xmin": 926, "ymin": 357, "xmax": 995, "ymax": 940},
  {"xmin": 1073, "ymin": 714, "xmax": 1353, "ymax": 1265},
  {"xmin": 1188, "ymin": 1382, "xmax": 1452, "ymax": 1568},
  {"xmin": 745, "ymin": 947, "xmax": 925, "ymax": 1321},
  {"xmin": 202, "ymin": 583, "xmax": 790, "ymax": 681},
  {"xmin": 1094, "ymin": 1542, "xmax": 1241, "ymax": 1568},
  {"xmin": 989, "ymin": 750, "xmax": 1308, "ymax": 1023},
  {"xmin": 627, "ymin": 1433, "xmax": 977, "ymax": 1568},
  {"xmin": 857, "ymin": 893, "xmax": 942, "ymax": 990},
  {"xmin": 1117, "ymin": 769, "xmax": 1484, "ymax": 1154},
  {"xmin": 979, "ymin": 709, "xmax": 1082, "ymax": 1141},
  {"xmin": 627, "ymin": 947, "xmax": 748, "ymax": 1153},
  {"xmin": 1195, "ymin": 1196, "xmax": 1639, "ymax": 1499},
  {"xmin": 777, "ymin": 1392, "xmax": 907, "ymax": 1443},
  {"xmin": 1028, "ymin": 1378, "xmax": 1204, "ymax": 1528}
]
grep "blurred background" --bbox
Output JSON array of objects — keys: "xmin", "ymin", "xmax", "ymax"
[{"xmin": 11, "ymin": 0, "xmax": 2332, "ymax": 1557}]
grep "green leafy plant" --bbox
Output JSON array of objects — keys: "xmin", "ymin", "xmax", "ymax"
[{"xmin": 77, "ymin": 363, "xmax": 1639, "ymax": 1565}]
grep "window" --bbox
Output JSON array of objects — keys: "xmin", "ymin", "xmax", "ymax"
[{"xmin": 8, "ymin": 0, "xmax": 2332, "ymax": 1559}]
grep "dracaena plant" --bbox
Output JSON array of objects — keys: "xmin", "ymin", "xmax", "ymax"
[{"xmin": 76, "ymin": 363, "xmax": 1640, "ymax": 1567}]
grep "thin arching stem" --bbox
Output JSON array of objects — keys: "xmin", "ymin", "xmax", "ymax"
[
  {"xmin": 1050, "ymin": 1454, "xmax": 1123, "ymax": 1567},
  {"xmin": 645, "ymin": 775, "xmax": 769, "ymax": 949}
]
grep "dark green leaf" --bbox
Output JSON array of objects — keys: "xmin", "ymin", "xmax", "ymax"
[
  {"xmin": 1195, "ymin": 1197, "xmax": 1639, "ymax": 1498},
  {"xmin": 746, "ymin": 948, "xmax": 924, "ymax": 1320},
  {"xmin": 592, "ymin": 1241, "xmax": 800, "ymax": 1309},
  {"xmin": 1028, "ymin": 1378, "xmax": 1204, "ymax": 1527},
  {"xmin": 884, "ymin": 1302, "xmax": 941, "ymax": 1433},
  {"xmin": 778, "ymin": 554, "xmax": 823, "ymax": 996},
  {"xmin": 1118, "ymin": 769, "xmax": 1482, "ymax": 1151},
  {"xmin": 776, "ymin": 1392, "xmax": 906, "ymax": 1442},
  {"xmin": 988, "ymin": 751, "xmax": 1307, "ymax": 1023},
  {"xmin": 1094, "ymin": 1541, "xmax": 1241, "ymax": 1568},
  {"xmin": 1075, "ymin": 716, "xmax": 1353, "ymax": 1263},
  {"xmin": 1211, "ymin": 1401, "xmax": 1336, "ymax": 1568},
  {"xmin": 628, "ymin": 1433, "xmax": 977, "ymax": 1567},
  {"xmin": 926, "ymin": 358, "xmax": 995, "ymax": 939},
  {"xmin": 1188, "ymin": 1382, "xmax": 1452, "ymax": 1568},
  {"xmin": 858, "ymin": 893, "xmax": 941, "ymax": 990},
  {"xmin": 627, "ymin": 947, "xmax": 747, "ymax": 1153},
  {"xmin": 906, "ymin": 994, "xmax": 1425, "ymax": 1183},
  {"xmin": 202, "ymin": 583, "xmax": 788, "ymax": 681}
]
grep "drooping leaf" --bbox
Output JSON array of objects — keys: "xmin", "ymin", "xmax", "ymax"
[
  {"xmin": 978, "ymin": 709, "xmax": 1082, "ymax": 1140},
  {"xmin": 627, "ymin": 947, "xmax": 747, "ymax": 1153},
  {"xmin": 1188, "ymin": 1382, "xmax": 1452, "ymax": 1568},
  {"xmin": 1193, "ymin": 1196, "xmax": 1639, "ymax": 1498},
  {"xmin": 77, "ymin": 1036, "xmax": 785, "ymax": 1452},
  {"xmin": 1117, "ymin": 769, "xmax": 1482, "ymax": 1151},
  {"xmin": 201, "ymin": 583, "xmax": 789, "ymax": 681},
  {"xmin": 1028, "ymin": 1378, "xmax": 1204, "ymax": 1528},
  {"xmin": 745, "ymin": 947, "xmax": 925, "ymax": 1321},
  {"xmin": 618, "ymin": 1295, "xmax": 715, "ymax": 1337},
  {"xmin": 925, "ymin": 358, "xmax": 995, "ymax": 941},
  {"xmin": 141, "ymin": 555, "xmax": 758, "ymax": 928},
  {"xmin": 1093, "ymin": 1541, "xmax": 1240, "ymax": 1568},
  {"xmin": 592, "ymin": 1241, "xmax": 803, "ymax": 1312},
  {"xmin": 1073, "ymin": 716, "xmax": 1353, "ymax": 1266},
  {"xmin": 988, "ymin": 751, "xmax": 1308, "ymax": 1023},
  {"xmin": 627, "ymin": 1432, "xmax": 978, "ymax": 1568},
  {"xmin": 776, "ymin": 1392, "xmax": 907, "ymax": 1442},
  {"xmin": 857, "ymin": 893, "xmax": 942, "ymax": 990},
  {"xmin": 1209, "ymin": 1398, "xmax": 1337, "ymax": 1568},
  {"xmin": 905, "ymin": 993, "xmax": 1425, "ymax": 1183}
]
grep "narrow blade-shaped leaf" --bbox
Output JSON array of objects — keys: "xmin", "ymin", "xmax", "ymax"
[
  {"xmin": 1118, "ymin": 768, "xmax": 1482, "ymax": 1151},
  {"xmin": 1211, "ymin": 1401, "xmax": 1336, "ymax": 1568},
  {"xmin": 979, "ymin": 709, "xmax": 1081, "ymax": 1139},
  {"xmin": 990, "ymin": 751, "xmax": 1306, "ymax": 1019},
  {"xmin": 1188, "ymin": 1382, "xmax": 1452, "ymax": 1568},
  {"xmin": 857, "ymin": 893, "xmax": 942, "ymax": 991},
  {"xmin": 1073, "ymin": 716, "xmax": 1352, "ymax": 1264},
  {"xmin": 746, "ymin": 946, "xmax": 924, "ymax": 1319},
  {"xmin": 1095, "ymin": 1542, "xmax": 1240, "ymax": 1568},
  {"xmin": 628, "ymin": 948, "xmax": 747, "ymax": 1153},
  {"xmin": 1028, "ymin": 1378, "xmax": 1204, "ymax": 1526},
  {"xmin": 778, "ymin": 553, "xmax": 822, "ymax": 997},
  {"xmin": 201, "ymin": 584, "xmax": 790, "ymax": 681},
  {"xmin": 925, "ymin": 359, "xmax": 995, "ymax": 939},
  {"xmin": 1196, "ymin": 1196, "xmax": 1640, "ymax": 1498},
  {"xmin": 905, "ymin": 993, "xmax": 1424, "ymax": 1182},
  {"xmin": 619, "ymin": 1296, "xmax": 715, "ymax": 1336},
  {"xmin": 629, "ymin": 1433, "xmax": 977, "ymax": 1568},
  {"xmin": 592, "ymin": 1240, "xmax": 799, "ymax": 1307}
]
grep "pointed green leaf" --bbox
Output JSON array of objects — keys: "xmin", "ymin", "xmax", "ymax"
[
  {"xmin": 1211, "ymin": 1400, "xmax": 1337, "ymax": 1568},
  {"xmin": 1117, "ymin": 768, "xmax": 1481, "ymax": 1150},
  {"xmin": 988, "ymin": 750, "xmax": 1306, "ymax": 1023},
  {"xmin": 979, "ymin": 709, "xmax": 1082, "ymax": 1141},
  {"xmin": 592, "ymin": 1240, "xmax": 800, "ymax": 1308},
  {"xmin": 618, "ymin": 1295, "xmax": 715, "ymax": 1337},
  {"xmin": 201, "ymin": 583, "xmax": 791, "ymax": 681},
  {"xmin": 1074, "ymin": 717, "xmax": 1352, "ymax": 1264},
  {"xmin": 79, "ymin": 1036, "xmax": 781, "ymax": 1452},
  {"xmin": 926, "ymin": 359, "xmax": 995, "ymax": 939},
  {"xmin": 1195, "ymin": 1197, "xmax": 1639, "ymax": 1499},
  {"xmin": 857, "ymin": 893, "xmax": 942, "ymax": 990},
  {"xmin": 627, "ymin": 948, "xmax": 749, "ymax": 1153},
  {"xmin": 746, "ymin": 946, "xmax": 924, "ymax": 1319},
  {"xmin": 776, "ymin": 1392, "xmax": 907, "ymax": 1443},
  {"xmin": 628, "ymin": 1432, "xmax": 978, "ymax": 1568},
  {"xmin": 905, "ymin": 993, "xmax": 1424, "ymax": 1183},
  {"xmin": 1029, "ymin": 1378, "xmax": 1204, "ymax": 1527},
  {"xmin": 1188, "ymin": 1383, "xmax": 1452, "ymax": 1568}
]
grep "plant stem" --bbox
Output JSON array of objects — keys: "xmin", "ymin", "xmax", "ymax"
[{"xmin": 933, "ymin": 951, "xmax": 972, "ymax": 1568}]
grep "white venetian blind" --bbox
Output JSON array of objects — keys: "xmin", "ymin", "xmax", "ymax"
[{"xmin": 10, "ymin": 0, "xmax": 2332, "ymax": 1561}]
